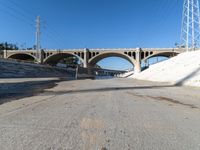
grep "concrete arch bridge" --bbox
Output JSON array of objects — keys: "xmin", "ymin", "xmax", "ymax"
[{"xmin": 3, "ymin": 48, "xmax": 185, "ymax": 73}]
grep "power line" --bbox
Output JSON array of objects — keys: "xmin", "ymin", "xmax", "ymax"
[
  {"xmin": 6, "ymin": 0, "xmax": 38, "ymax": 17},
  {"xmin": 143, "ymin": 0, "xmax": 179, "ymax": 47},
  {"xmin": 0, "ymin": 0, "xmax": 67, "ymax": 49},
  {"xmin": 0, "ymin": 1, "xmax": 35, "ymax": 26}
]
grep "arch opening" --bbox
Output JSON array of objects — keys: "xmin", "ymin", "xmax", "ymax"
[
  {"xmin": 89, "ymin": 53, "xmax": 135, "ymax": 68},
  {"xmin": 142, "ymin": 54, "xmax": 171, "ymax": 70},
  {"xmin": 44, "ymin": 53, "xmax": 83, "ymax": 68},
  {"xmin": 141, "ymin": 51, "xmax": 180, "ymax": 71},
  {"xmin": 143, "ymin": 52, "xmax": 179, "ymax": 62},
  {"xmin": 89, "ymin": 53, "xmax": 135, "ymax": 77},
  {"xmin": 8, "ymin": 53, "xmax": 36, "ymax": 62},
  {"xmin": 97, "ymin": 56, "xmax": 134, "ymax": 70}
]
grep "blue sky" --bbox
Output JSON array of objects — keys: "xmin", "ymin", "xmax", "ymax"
[{"xmin": 0, "ymin": 0, "xmax": 182, "ymax": 70}]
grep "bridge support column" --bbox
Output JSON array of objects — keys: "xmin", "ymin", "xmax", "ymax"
[
  {"xmin": 3, "ymin": 50, "xmax": 7, "ymax": 59},
  {"xmin": 83, "ymin": 48, "xmax": 89, "ymax": 68},
  {"xmin": 37, "ymin": 50, "xmax": 44, "ymax": 64},
  {"xmin": 40, "ymin": 50, "xmax": 44, "ymax": 64},
  {"xmin": 135, "ymin": 48, "xmax": 142, "ymax": 74},
  {"xmin": 83, "ymin": 48, "xmax": 93, "ymax": 76}
]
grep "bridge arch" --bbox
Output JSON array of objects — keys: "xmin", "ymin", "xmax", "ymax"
[
  {"xmin": 8, "ymin": 53, "xmax": 38, "ymax": 62},
  {"xmin": 44, "ymin": 53, "xmax": 84, "ymax": 66},
  {"xmin": 142, "ymin": 51, "xmax": 180, "ymax": 62},
  {"xmin": 88, "ymin": 52, "xmax": 136, "ymax": 68}
]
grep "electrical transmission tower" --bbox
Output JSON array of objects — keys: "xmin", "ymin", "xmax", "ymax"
[
  {"xmin": 181, "ymin": 0, "xmax": 200, "ymax": 51},
  {"xmin": 35, "ymin": 16, "xmax": 41, "ymax": 61}
]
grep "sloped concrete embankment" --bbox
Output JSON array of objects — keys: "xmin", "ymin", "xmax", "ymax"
[
  {"xmin": 0, "ymin": 59, "xmax": 75, "ymax": 103},
  {"xmin": 0, "ymin": 59, "xmax": 73, "ymax": 78},
  {"xmin": 133, "ymin": 50, "xmax": 200, "ymax": 87}
]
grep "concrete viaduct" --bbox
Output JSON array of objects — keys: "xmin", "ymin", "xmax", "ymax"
[{"xmin": 3, "ymin": 48, "xmax": 186, "ymax": 73}]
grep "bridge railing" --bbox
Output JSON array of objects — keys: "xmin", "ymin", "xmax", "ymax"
[{"xmin": 3, "ymin": 47, "xmax": 187, "ymax": 52}]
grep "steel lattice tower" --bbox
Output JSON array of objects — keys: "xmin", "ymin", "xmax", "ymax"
[
  {"xmin": 36, "ymin": 16, "xmax": 41, "ymax": 51},
  {"xmin": 35, "ymin": 16, "xmax": 41, "ymax": 62},
  {"xmin": 181, "ymin": 0, "xmax": 200, "ymax": 51}
]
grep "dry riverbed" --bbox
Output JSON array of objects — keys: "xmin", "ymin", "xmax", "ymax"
[
  {"xmin": 0, "ymin": 78, "xmax": 200, "ymax": 150},
  {"xmin": 0, "ymin": 77, "xmax": 72, "ymax": 104}
]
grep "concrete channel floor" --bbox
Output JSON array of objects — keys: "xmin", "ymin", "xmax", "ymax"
[{"xmin": 0, "ymin": 78, "xmax": 200, "ymax": 150}]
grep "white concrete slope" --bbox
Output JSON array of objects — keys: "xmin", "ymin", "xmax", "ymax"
[
  {"xmin": 118, "ymin": 71, "xmax": 134, "ymax": 78},
  {"xmin": 133, "ymin": 50, "xmax": 200, "ymax": 87}
]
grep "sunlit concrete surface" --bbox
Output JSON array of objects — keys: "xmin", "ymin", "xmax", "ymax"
[{"xmin": 0, "ymin": 78, "xmax": 200, "ymax": 150}]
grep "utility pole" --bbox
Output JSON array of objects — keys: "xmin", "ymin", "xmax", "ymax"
[
  {"xmin": 181, "ymin": 0, "xmax": 200, "ymax": 51},
  {"xmin": 35, "ymin": 16, "xmax": 41, "ymax": 62}
]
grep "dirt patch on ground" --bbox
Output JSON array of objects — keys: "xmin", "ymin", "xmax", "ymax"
[
  {"xmin": 80, "ymin": 118, "xmax": 105, "ymax": 129},
  {"xmin": 149, "ymin": 96, "xmax": 199, "ymax": 109},
  {"xmin": 127, "ymin": 92, "xmax": 199, "ymax": 109}
]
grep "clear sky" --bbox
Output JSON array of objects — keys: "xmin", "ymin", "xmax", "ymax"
[{"xmin": 0, "ymin": 0, "xmax": 182, "ymax": 70}]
